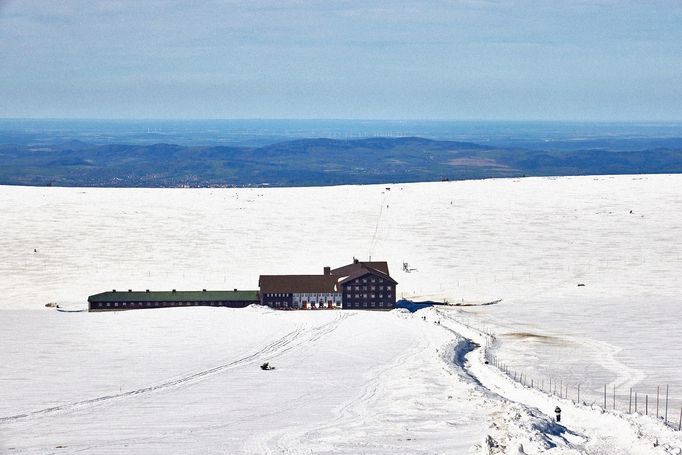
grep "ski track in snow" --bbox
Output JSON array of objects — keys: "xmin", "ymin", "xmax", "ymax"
[
  {"xmin": 0, "ymin": 312, "xmax": 352, "ymax": 425},
  {"xmin": 432, "ymin": 307, "xmax": 682, "ymax": 455}
]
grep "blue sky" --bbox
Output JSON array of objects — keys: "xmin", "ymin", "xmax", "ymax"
[{"xmin": 1, "ymin": 0, "xmax": 681, "ymax": 121}]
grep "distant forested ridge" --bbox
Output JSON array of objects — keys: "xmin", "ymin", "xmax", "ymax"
[{"xmin": 1, "ymin": 136, "xmax": 682, "ymax": 187}]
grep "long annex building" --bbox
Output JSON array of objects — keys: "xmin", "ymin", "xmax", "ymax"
[{"xmin": 88, "ymin": 259, "xmax": 398, "ymax": 311}]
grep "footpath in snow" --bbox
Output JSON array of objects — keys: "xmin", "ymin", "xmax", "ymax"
[{"xmin": 426, "ymin": 306, "xmax": 682, "ymax": 455}]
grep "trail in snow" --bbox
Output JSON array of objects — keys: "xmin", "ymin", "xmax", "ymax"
[
  {"xmin": 0, "ymin": 312, "xmax": 352, "ymax": 425},
  {"xmin": 431, "ymin": 307, "xmax": 682, "ymax": 455}
]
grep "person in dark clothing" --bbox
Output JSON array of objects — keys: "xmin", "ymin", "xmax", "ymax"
[{"xmin": 555, "ymin": 406, "xmax": 562, "ymax": 422}]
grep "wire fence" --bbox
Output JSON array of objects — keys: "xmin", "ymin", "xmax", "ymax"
[
  {"xmin": 439, "ymin": 311, "xmax": 682, "ymax": 432},
  {"xmin": 485, "ymin": 352, "xmax": 682, "ymax": 431}
]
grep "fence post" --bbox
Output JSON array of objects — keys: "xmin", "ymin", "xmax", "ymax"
[
  {"xmin": 646, "ymin": 394, "xmax": 648, "ymax": 416},
  {"xmin": 604, "ymin": 384, "xmax": 607, "ymax": 409},
  {"xmin": 635, "ymin": 392, "xmax": 638, "ymax": 413},
  {"xmin": 578, "ymin": 384, "xmax": 580, "ymax": 404},
  {"xmin": 665, "ymin": 385, "xmax": 669, "ymax": 424},
  {"xmin": 657, "ymin": 386, "xmax": 660, "ymax": 418},
  {"xmin": 629, "ymin": 388, "xmax": 632, "ymax": 413}
]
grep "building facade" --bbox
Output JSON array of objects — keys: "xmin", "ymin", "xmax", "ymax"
[
  {"xmin": 88, "ymin": 289, "xmax": 259, "ymax": 311},
  {"xmin": 258, "ymin": 259, "xmax": 397, "ymax": 310}
]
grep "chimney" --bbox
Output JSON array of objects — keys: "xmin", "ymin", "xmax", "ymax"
[
  {"xmin": 172, "ymin": 289, "xmax": 176, "ymax": 293},
  {"xmin": 323, "ymin": 266, "xmax": 331, "ymax": 275},
  {"xmin": 353, "ymin": 258, "xmax": 359, "ymax": 264},
  {"xmin": 234, "ymin": 288, "xmax": 237, "ymax": 292}
]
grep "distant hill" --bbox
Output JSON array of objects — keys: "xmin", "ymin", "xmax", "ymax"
[{"xmin": 1, "ymin": 136, "xmax": 682, "ymax": 187}]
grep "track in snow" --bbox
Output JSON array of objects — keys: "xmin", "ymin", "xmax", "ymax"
[
  {"xmin": 433, "ymin": 307, "xmax": 682, "ymax": 455},
  {"xmin": 0, "ymin": 312, "xmax": 352, "ymax": 425}
]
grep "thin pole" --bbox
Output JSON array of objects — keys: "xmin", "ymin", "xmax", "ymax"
[
  {"xmin": 646, "ymin": 394, "xmax": 648, "ymax": 416},
  {"xmin": 578, "ymin": 384, "xmax": 580, "ymax": 403},
  {"xmin": 657, "ymin": 386, "xmax": 660, "ymax": 418},
  {"xmin": 613, "ymin": 384, "xmax": 616, "ymax": 410},
  {"xmin": 629, "ymin": 388, "xmax": 632, "ymax": 413},
  {"xmin": 635, "ymin": 392, "xmax": 638, "ymax": 413},
  {"xmin": 604, "ymin": 384, "xmax": 607, "ymax": 409},
  {"xmin": 665, "ymin": 385, "xmax": 669, "ymax": 424},
  {"xmin": 679, "ymin": 405, "xmax": 682, "ymax": 431}
]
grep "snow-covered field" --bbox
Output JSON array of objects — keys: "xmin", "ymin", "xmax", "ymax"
[{"xmin": 1, "ymin": 175, "xmax": 682, "ymax": 453}]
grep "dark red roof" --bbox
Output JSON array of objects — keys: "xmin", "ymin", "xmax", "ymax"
[
  {"xmin": 259, "ymin": 275, "xmax": 339, "ymax": 293},
  {"xmin": 330, "ymin": 261, "xmax": 390, "ymax": 276},
  {"xmin": 338, "ymin": 267, "xmax": 397, "ymax": 285}
]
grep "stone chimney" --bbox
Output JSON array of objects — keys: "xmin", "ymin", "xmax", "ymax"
[{"xmin": 323, "ymin": 266, "xmax": 331, "ymax": 275}]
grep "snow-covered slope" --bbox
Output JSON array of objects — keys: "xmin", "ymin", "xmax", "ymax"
[{"xmin": 1, "ymin": 175, "xmax": 681, "ymax": 453}]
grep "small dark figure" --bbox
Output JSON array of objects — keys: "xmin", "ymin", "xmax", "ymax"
[
  {"xmin": 555, "ymin": 406, "xmax": 561, "ymax": 422},
  {"xmin": 260, "ymin": 362, "xmax": 275, "ymax": 371},
  {"xmin": 33, "ymin": 249, "xmax": 37, "ymax": 253}
]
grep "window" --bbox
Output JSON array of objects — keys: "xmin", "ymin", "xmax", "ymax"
[
  {"xmin": 354, "ymin": 285, "xmax": 359, "ymax": 291},
  {"xmin": 346, "ymin": 294, "xmax": 351, "ymax": 299},
  {"xmin": 363, "ymin": 294, "xmax": 367, "ymax": 299},
  {"xmin": 362, "ymin": 302, "xmax": 368, "ymax": 307},
  {"xmin": 379, "ymin": 286, "xmax": 384, "ymax": 290},
  {"xmin": 370, "ymin": 302, "xmax": 376, "ymax": 307},
  {"xmin": 363, "ymin": 279, "xmax": 367, "ymax": 283},
  {"xmin": 371, "ymin": 278, "xmax": 376, "ymax": 283},
  {"xmin": 106, "ymin": 302, "xmax": 111, "ymax": 307},
  {"xmin": 379, "ymin": 294, "xmax": 383, "ymax": 298},
  {"xmin": 371, "ymin": 286, "xmax": 375, "ymax": 291},
  {"xmin": 379, "ymin": 302, "xmax": 384, "ymax": 307}
]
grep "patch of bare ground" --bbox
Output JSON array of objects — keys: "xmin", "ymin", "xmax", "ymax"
[
  {"xmin": 446, "ymin": 157, "xmax": 513, "ymax": 169},
  {"xmin": 503, "ymin": 332, "xmax": 568, "ymax": 345}
]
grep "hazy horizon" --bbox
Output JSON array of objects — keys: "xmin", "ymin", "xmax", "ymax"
[{"xmin": 2, "ymin": 1, "xmax": 681, "ymax": 121}]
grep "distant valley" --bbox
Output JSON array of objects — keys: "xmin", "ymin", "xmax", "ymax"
[{"xmin": 1, "ymin": 136, "xmax": 682, "ymax": 187}]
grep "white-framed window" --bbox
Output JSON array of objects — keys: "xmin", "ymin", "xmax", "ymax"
[
  {"xmin": 379, "ymin": 302, "xmax": 384, "ymax": 307},
  {"xmin": 371, "ymin": 294, "xmax": 375, "ymax": 298}
]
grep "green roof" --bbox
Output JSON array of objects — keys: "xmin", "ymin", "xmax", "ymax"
[{"xmin": 88, "ymin": 290, "xmax": 259, "ymax": 303}]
